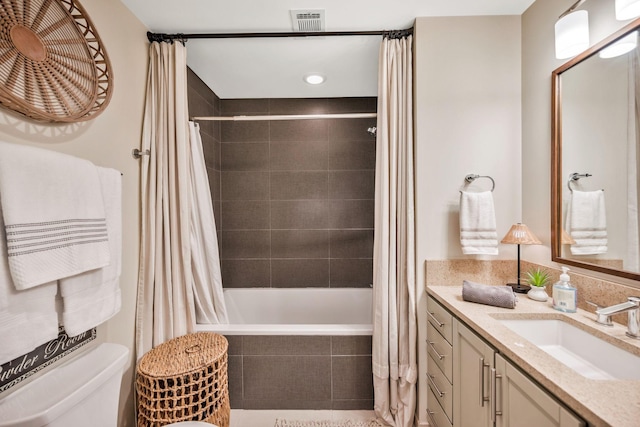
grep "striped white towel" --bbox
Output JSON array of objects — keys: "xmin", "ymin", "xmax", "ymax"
[
  {"xmin": 0, "ymin": 141, "xmax": 110, "ymax": 290},
  {"xmin": 567, "ymin": 190, "xmax": 608, "ymax": 255},
  {"xmin": 59, "ymin": 167, "xmax": 122, "ymax": 336},
  {"xmin": 460, "ymin": 191, "xmax": 499, "ymax": 255}
]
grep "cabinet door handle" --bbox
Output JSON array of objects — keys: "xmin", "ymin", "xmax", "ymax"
[
  {"xmin": 490, "ymin": 367, "xmax": 503, "ymax": 423},
  {"xmin": 479, "ymin": 357, "xmax": 490, "ymax": 407},
  {"xmin": 427, "ymin": 373, "xmax": 445, "ymax": 398},
  {"xmin": 426, "ymin": 409, "xmax": 438, "ymax": 427},
  {"xmin": 427, "ymin": 340, "xmax": 445, "ymax": 360},
  {"xmin": 428, "ymin": 311, "xmax": 445, "ymax": 327}
]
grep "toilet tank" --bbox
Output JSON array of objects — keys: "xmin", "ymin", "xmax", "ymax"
[{"xmin": 0, "ymin": 343, "xmax": 129, "ymax": 427}]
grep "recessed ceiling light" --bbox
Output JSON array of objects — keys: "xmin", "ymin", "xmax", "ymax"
[{"xmin": 304, "ymin": 74, "xmax": 325, "ymax": 85}]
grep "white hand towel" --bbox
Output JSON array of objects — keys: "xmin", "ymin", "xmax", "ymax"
[
  {"xmin": 59, "ymin": 167, "xmax": 122, "ymax": 337},
  {"xmin": 0, "ymin": 141, "xmax": 110, "ymax": 290},
  {"xmin": 460, "ymin": 191, "xmax": 499, "ymax": 255},
  {"xmin": 566, "ymin": 190, "xmax": 608, "ymax": 255},
  {"xmin": 0, "ymin": 204, "xmax": 58, "ymax": 365}
]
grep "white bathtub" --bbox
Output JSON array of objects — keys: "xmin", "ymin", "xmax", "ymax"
[{"xmin": 195, "ymin": 288, "xmax": 373, "ymax": 335}]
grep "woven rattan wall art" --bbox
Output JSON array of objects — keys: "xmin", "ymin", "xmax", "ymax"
[{"xmin": 0, "ymin": 0, "xmax": 113, "ymax": 123}]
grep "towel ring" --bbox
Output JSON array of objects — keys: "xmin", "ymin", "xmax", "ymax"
[
  {"xmin": 464, "ymin": 174, "xmax": 495, "ymax": 192},
  {"xmin": 567, "ymin": 172, "xmax": 593, "ymax": 193}
]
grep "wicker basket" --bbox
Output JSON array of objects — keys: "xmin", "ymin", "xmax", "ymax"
[{"xmin": 136, "ymin": 332, "xmax": 230, "ymax": 427}]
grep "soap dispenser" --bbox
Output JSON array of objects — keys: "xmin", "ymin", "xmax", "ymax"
[{"xmin": 552, "ymin": 267, "xmax": 577, "ymax": 313}]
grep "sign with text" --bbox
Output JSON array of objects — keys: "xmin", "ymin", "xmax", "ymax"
[{"xmin": 0, "ymin": 327, "xmax": 96, "ymax": 393}]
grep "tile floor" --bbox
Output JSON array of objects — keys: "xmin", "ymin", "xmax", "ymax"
[{"xmin": 229, "ymin": 409, "xmax": 376, "ymax": 427}]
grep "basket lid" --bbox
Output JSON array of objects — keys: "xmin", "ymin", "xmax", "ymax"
[{"xmin": 138, "ymin": 332, "xmax": 228, "ymax": 378}]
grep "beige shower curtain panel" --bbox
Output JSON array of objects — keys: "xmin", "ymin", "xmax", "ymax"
[
  {"xmin": 136, "ymin": 42, "xmax": 227, "ymax": 359},
  {"xmin": 372, "ymin": 35, "xmax": 417, "ymax": 427}
]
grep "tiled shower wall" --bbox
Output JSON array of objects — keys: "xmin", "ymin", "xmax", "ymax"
[
  {"xmin": 188, "ymin": 71, "xmax": 377, "ymax": 289},
  {"xmin": 187, "ymin": 72, "xmax": 376, "ymax": 410}
]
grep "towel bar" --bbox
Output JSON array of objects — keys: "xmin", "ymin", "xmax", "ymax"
[
  {"xmin": 567, "ymin": 172, "xmax": 601, "ymax": 192},
  {"xmin": 464, "ymin": 174, "xmax": 495, "ymax": 192}
]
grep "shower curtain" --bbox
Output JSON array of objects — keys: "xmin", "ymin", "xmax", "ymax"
[
  {"xmin": 372, "ymin": 34, "xmax": 417, "ymax": 427},
  {"xmin": 136, "ymin": 41, "xmax": 227, "ymax": 359}
]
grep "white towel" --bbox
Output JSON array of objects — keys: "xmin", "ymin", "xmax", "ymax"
[
  {"xmin": 0, "ymin": 141, "xmax": 110, "ymax": 290},
  {"xmin": 460, "ymin": 191, "xmax": 499, "ymax": 255},
  {"xmin": 0, "ymin": 203, "xmax": 58, "ymax": 365},
  {"xmin": 566, "ymin": 190, "xmax": 608, "ymax": 255},
  {"xmin": 59, "ymin": 167, "xmax": 122, "ymax": 337}
]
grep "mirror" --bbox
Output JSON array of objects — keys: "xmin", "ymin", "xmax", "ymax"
[{"xmin": 552, "ymin": 18, "xmax": 640, "ymax": 281}]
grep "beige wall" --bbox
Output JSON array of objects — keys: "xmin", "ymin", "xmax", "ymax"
[
  {"xmin": 414, "ymin": 15, "xmax": 521, "ymax": 425},
  {"xmin": 0, "ymin": 1, "xmax": 148, "ymax": 425}
]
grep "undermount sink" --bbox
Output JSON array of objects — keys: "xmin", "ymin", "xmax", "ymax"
[{"xmin": 498, "ymin": 319, "xmax": 640, "ymax": 381}]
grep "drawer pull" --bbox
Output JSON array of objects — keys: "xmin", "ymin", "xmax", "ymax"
[
  {"xmin": 479, "ymin": 357, "xmax": 490, "ymax": 407},
  {"xmin": 428, "ymin": 310, "xmax": 445, "ymax": 327},
  {"xmin": 426, "ymin": 409, "xmax": 438, "ymax": 427},
  {"xmin": 427, "ymin": 340, "xmax": 445, "ymax": 360},
  {"xmin": 427, "ymin": 373, "xmax": 445, "ymax": 398},
  {"xmin": 490, "ymin": 367, "xmax": 503, "ymax": 423}
]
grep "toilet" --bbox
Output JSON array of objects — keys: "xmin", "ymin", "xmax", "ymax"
[
  {"xmin": 0, "ymin": 342, "xmax": 214, "ymax": 427},
  {"xmin": 0, "ymin": 343, "xmax": 129, "ymax": 427}
]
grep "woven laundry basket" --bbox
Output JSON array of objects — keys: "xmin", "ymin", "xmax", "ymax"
[{"xmin": 136, "ymin": 332, "xmax": 230, "ymax": 427}]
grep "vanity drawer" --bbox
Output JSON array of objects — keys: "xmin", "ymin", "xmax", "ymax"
[
  {"xmin": 427, "ymin": 320, "xmax": 453, "ymax": 383},
  {"xmin": 427, "ymin": 385, "xmax": 453, "ymax": 427},
  {"xmin": 427, "ymin": 297, "xmax": 453, "ymax": 344},
  {"xmin": 427, "ymin": 353, "xmax": 453, "ymax": 422}
]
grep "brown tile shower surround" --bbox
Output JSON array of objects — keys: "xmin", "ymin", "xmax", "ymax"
[
  {"xmin": 188, "ymin": 70, "xmax": 377, "ymax": 289},
  {"xmin": 425, "ymin": 259, "xmax": 639, "ymax": 325},
  {"xmin": 226, "ymin": 335, "xmax": 373, "ymax": 410},
  {"xmin": 187, "ymin": 70, "xmax": 376, "ymax": 411}
]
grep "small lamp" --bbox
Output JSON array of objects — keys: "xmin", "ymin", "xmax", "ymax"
[
  {"xmin": 561, "ymin": 229, "xmax": 576, "ymax": 245},
  {"xmin": 501, "ymin": 223, "xmax": 542, "ymax": 293}
]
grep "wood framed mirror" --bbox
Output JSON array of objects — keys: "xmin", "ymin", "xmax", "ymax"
[{"xmin": 552, "ymin": 17, "xmax": 640, "ymax": 281}]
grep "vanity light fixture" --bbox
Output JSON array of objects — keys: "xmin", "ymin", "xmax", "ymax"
[
  {"xmin": 501, "ymin": 223, "xmax": 542, "ymax": 293},
  {"xmin": 304, "ymin": 74, "xmax": 325, "ymax": 85},
  {"xmin": 616, "ymin": 0, "xmax": 640, "ymax": 20},
  {"xmin": 599, "ymin": 30, "xmax": 638, "ymax": 57},
  {"xmin": 555, "ymin": 7, "xmax": 589, "ymax": 59},
  {"xmin": 555, "ymin": 0, "xmax": 640, "ymax": 60}
]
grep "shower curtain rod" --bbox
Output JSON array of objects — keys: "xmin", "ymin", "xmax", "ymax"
[
  {"xmin": 191, "ymin": 112, "xmax": 377, "ymax": 121},
  {"xmin": 147, "ymin": 28, "xmax": 413, "ymax": 43}
]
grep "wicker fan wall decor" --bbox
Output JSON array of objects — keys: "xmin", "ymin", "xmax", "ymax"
[{"xmin": 0, "ymin": 0, "xmax": 113, "ymax": 122}]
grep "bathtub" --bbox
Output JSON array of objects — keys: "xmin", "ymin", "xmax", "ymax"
[
  {"xmin": 195, "ymin": 287, "xmax": 373, "ymax": 335},
  {"xmin": 196, "ymin": 287, "xmax": 375, "ymax": 409}
]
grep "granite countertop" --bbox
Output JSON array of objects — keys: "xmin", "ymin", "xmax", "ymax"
[{"xmin": 427, "ymin": 285, "xmax": 640, "ymax": 427}]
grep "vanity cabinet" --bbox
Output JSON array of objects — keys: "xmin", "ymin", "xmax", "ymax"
[
  {"xmin": 426, "ymin": 297, "xmax": 454, "ymax": 427},
  {"xmin": 494, "ymin": 354, "xmax": 584, "ymax": 427},
  {"xmin": 452, "ymin": 319, "xmax": 493, "ymax": 427},
  {"xmin": 427, "ymin": 296, "xmax": 585, "ymax": 427}
]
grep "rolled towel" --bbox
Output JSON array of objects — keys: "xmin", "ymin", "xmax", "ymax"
[{"xmin": 462, "ymin": 280, "xmax": 517, "ymax": 309}]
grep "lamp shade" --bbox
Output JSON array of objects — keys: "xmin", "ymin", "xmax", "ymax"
[
  {"xmin": 599, "ymin": 31, "xmax": 638, "ymax": 58},
  {"xmin": 555, "ymin": 10, "xmax": 589, "ymax": 59},
  {"xmin": 616, "ymin": 0, "xmax": 640, "ymax": 20},
  {"xmin": 501, "ymin": 223, "xmax": 542, "ymax": 245},
  {"xmin": 561, "ymin": 229, "xmax": 576, "ymax": 245}
]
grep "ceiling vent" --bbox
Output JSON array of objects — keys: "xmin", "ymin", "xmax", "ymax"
[{"xmin": 290, "ymin": 9, "xmax": 325, "ymax": 32}]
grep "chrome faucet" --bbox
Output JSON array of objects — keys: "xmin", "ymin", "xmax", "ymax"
[{"xmin": 594, "ymin": 296, "xmax": 640, "ymax": 339}]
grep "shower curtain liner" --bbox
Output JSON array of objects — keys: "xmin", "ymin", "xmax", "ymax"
[
  {"xmin": 372, "ymin": 34, "xmax": 417, "ymax": 427},
  {"xmin": 136, "ymin": 41, "xmax": 227, "ymax": 359}
]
